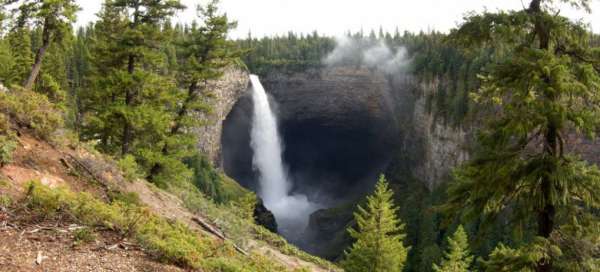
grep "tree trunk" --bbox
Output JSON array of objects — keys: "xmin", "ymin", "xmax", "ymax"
[
  {"xmin": 537, "ymin": 123, "xmax": 557, "ymax": 272},
  {"xmin": 122, "ymin": 7, "xmax": 140, "ymax": 156},
  {"xmin": 147, "ymin": 82, "xmax": 198, "ymax": 182},
  {"xmin": 529, "ymin": 1, "xmax": 555, "ymax": 270},
  {"xmin": 121, "ymin": 54, "xmax": 135, "ymax": 155},
  {"xmin": 536, "ymin": 181, "xmax": 555, "ymax": 272},
  {"xmin": 23, "ymin": 19, "xmax": 51, "ymax": 90}
]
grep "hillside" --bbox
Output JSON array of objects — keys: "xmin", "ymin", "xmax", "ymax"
[{"xmin": 0, "ymin": 88, "xmax": 339, "ymax": 272}]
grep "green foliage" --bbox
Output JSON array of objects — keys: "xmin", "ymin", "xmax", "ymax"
[
  {"xmin": 117, "ymin": 155, "xmax": 143, "ymax": 182},
  {"xmin": 146, "ymin": 0, "xmax": 242, "ymax": 184},
  {"xmin": 23, "ymin": 180, "xmax": 299, "ymax": 271},
  {"xmin": 73, "ymin": 227, "xmax": 97, "ymax": 245},
  {"xmin": 0, "ymin": 89, "xmax": 63, "ymax": 139},
  {"xmin": 341, "ymin": 175, "xmax": 409, "ymax": 272},
  {"xmin": 185, "ymin": 154, "xmax": 247, "ymax": 204},
  {"xmin": 163, "ymin": 175, "xmax": 337, "ymax": 270},
  {"xmin": 232, "ymin": 192, "xmax": 256, "ymax": 222},
  {"xmin": 552, "ymin": 212, "xmax": 600, "ymax": 272},
  {"xmin": 4, "ymin": 27, "xmax": 33, "ymax": 85},
  {"xmin": 0, "ymin": 39, "xmax": 16, "ymax": 85},
  {"xmin": 419, "ymin": 244, "xmax": 443, "ymax": 272},
  {"xmin": 1, "ymin": 0, "xmax": 79, "ymax": 89},
  {"xmin": 443, "ymin": 1, "xmax": 600, "ymax": 270},
  {"xmin": 0, "ymin": 135, "xmax": 16, "ymax": 166},
  {"xmin": 481, "ymin": 238, "xmax": 561, "ymax": 272},
  {"xmin": 236, "ymin": 31, "xmax": 335, "ymax": 76},
  {"xmin": 0, "ymin": 194, "xmax": 11, "ymax": 207},
  {"xmin": 433, "ymin": 225, "xmax": 473, "ymax": 272}
]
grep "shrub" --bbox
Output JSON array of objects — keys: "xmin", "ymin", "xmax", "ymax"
[
  {"xmin": 22, "ymin": 181, "xmax": 330, "ymax": 271},
  {"xmin": 24, "ymin": 181, "xmax": 214, "ymax": 269},
  {"xmin": 117, "ymin": 155, "xmax": 143, "ymax": 182},
  {"xmin": 0, "ymin": 195, "xmax": 12, "ymax": 207},
  {"xmin": 73, "ymin": 227, "xmax": 97, "ymax": 245},
  {"xmin": 0, "ymin": 112, "xmax": 9, "ymax": 134},
  {"xmin": 0, "ymin": 135, "xmax": 17, "ymax": 166},
  {"xmin": 0, "ymin": 89, "xmax": 63, "ymax": 139},
  {"xmin": 185, "ymin": 154, "xmax": 248, "ymax": 204}
]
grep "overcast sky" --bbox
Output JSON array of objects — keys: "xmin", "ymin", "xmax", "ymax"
[{"xmin": 75, "ymin": 0, "xmax": 600, "ymax": 38}]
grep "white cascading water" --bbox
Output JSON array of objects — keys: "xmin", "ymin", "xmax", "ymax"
[{"xmin": 249, "ymin": 75, "xmax": 317, "ymax": 240}]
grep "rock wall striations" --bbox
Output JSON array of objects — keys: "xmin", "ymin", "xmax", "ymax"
[{"xmin": 194, "ymin": 67, "xmax": 250, "ymax": 166}]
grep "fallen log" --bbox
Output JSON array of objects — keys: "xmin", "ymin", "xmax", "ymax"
[{"xmin": 192, "ymin": 216, "xmax": 248, "ymax": 256}]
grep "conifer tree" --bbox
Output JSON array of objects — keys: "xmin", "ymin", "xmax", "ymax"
[
  {"xmin": 1, "ymin": 0, "xmax": 79, "ymax": 90},
  {"xmin": 6, "ymin": 27, "xmax": 33, "ymax": 85},
  {"xmin": 443, "ymin": 0, "xmax": 600, "ymax": 271},
  {"xmin": 433, "ymin": 225, "xmax": 473, "ymax": 272},
  {"xmin": 147, "ymin": 0, "xmax": 240, "ymax": 182},
  {"xmin": 341, "ymin": 175, "xmax": 409, "ymax": 272},
  {"xmin": 108, "ymin": 0, "xmax": 184, "ymax": 155},
  {"xmin": 81, "ymin": 0, "xmax": 189, "ymax": 185},
  {"xmin": 79, "ymin": 0, "xmax": 128, "ymax": 153}
]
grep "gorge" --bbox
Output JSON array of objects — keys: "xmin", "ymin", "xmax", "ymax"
[{"xmin": 212, "ymin": 64, "xmax": 469, "ymax": 258}]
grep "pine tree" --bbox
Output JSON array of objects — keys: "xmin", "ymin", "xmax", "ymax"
[
  {"xmin": 147, "ymin": 0, "xmax": 240, "ymax": 183},
  {"xmin": 443, "ymin": 0, "xmax": 600, "ymax": 271},
  {"xmin": 1, "ymin": 0, "xmax": 79, "ymax": 90},
  {"xmin": 341, "ymin": 175, "xmax": 409, "ymax": 272},
  {"xmin": 79, "ymin": 0, "xmax": 129, "ymax": 153},
  {"xmin": 433, "ymin": 225, "xmax": 473, "ymax": 272},
  {"xmin": 81, "ymin": 0, "xmax": 189, "ymax": 185},
  {"xmin": 6, "ymin": 27, "xmax": 33, "ymax": 85},
  {"xmin": 109, "ymin": 0, "xmax": 184, "ymax": 155}
]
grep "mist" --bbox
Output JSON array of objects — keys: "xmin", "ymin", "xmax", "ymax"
[
  {"xmin": 249, "ymin": 75, "xmax": 320, "ymax": 241},
  {"xmin": 324, "ymin": 36, "xmax": 410, "ymax": 74}
]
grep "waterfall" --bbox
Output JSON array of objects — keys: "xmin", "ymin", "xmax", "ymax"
[{"xmin": 249, "ymin": 75, "xmax": 317, "ymax": 240}]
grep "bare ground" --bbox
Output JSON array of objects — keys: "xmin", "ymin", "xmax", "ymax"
[{"xmin": 0, "ymin": 131, "xmax": 337, "ymax": 272}]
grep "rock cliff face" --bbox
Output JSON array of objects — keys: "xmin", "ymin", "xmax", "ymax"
[
  {"xmin": 194, "ymin": 67, "xmax": 250, "ymax": 165},
  {"xmin": 409, "ymin": 81, "xmax": 469, "ymax": 189},
  {"xmin": 261, "ymin": 67, "xmax": 399, "ymax": 131},
  {"xmin": 258, "ymin": 67, "xmax": 401, "ymax": 200}
]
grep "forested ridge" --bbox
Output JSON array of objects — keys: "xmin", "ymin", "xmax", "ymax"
[{"xmin": 0, "ymin": 0, "xmax": 598, "ymax": 271}]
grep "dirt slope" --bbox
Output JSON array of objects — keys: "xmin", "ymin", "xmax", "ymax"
[{"xmin": 0, "ymin": 131, "xmax": 337, "ymax": 272}]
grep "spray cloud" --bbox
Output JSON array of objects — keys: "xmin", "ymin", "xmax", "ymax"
[
  {"xmin": 249, "ymin": 75, "xmax": 319, "ymax": 241},
  {"xmin": 324, "ymin": 35, "xmax": 410, "ymax": 74}
]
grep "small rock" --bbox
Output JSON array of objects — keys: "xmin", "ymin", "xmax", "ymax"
[
  {"xmin": 36, "ymin": 250, "xmax": 48, "ymax": 265},
  {"xmin": 0, "ymin": 83, "xmax": 8, "ymax": 93}
]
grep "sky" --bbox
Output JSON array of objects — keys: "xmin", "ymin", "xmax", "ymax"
[{"xmin": 75, "ymin": 0, "xmax": 600, "ymax": 39}]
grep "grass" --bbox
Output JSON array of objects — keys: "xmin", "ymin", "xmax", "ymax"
[
  {"xmin": 164, "ymin": 179, "xmax": 339, "ymax": 270},
  {"xmin": 73, "ymin": 227, "xmax": 97, "ymax": 245},
  {"xmin": 0, "ymin": 194, "xmax": 11, "ymax": 207},
  {"xmin": 22, "ymin": 180, "xmax": 297, "ymax": 271}
]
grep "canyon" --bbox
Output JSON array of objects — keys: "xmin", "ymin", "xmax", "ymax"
[{"xmin": 201, "ymin": 65, "xmax": 469, "ymax": 257}]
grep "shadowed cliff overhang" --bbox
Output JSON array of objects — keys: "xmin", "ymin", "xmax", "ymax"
[{"xmin": 221, "ymin": 67, "xmax": 402, "ymax": 204}]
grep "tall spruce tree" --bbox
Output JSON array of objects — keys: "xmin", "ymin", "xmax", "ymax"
[
  {"xmin": 1, "ymin": 0, "xmax": 79, "ymax": 90},
  {"xmin": 341, "ymin": 175, "xmax": 409, "ymax": 272},
  {"xmin": 433, "ymin": 225, "xmax": 473, "ymax": 272},
  {"xmin": 6, "ymin": 27, "xmax": 32, "ymax": 85},
  {"xmin": 81, "ymin": 0, "xmax": 189, "ymax": 185},
  {"xmin": 147, "ymin": 0, "xmax": 240, "ymax": 182},
  {"xmin": 109, "ymin": 0, "xmax": 184, "ymax": 155},
  {"xmin": 443, "ymin": 0, "xmax": 600, "ymax": 271},
  {"xmin": 80, "ymin": 0, "xmax": 128, "ymax": 153}
]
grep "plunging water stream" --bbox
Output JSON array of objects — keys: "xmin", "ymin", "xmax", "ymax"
[{"xmin": 249, "ymin": 75, "xmax": 318, "ymax": 240}]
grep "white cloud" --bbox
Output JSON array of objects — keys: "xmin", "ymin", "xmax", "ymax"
[{"xmin": 75, "ymin": 0, "xmax": 600, "ymax": 38}]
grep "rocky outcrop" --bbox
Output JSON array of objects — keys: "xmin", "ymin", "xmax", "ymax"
[
  {"xmin": 409, "ymin": 81, "xmax": 469, "ymax": 189},
  {"xmin": 194, "ymin": 67, "xmax": 249, "ymax": 166},
  {"xmin": 262, "ymin": 67, "xmax": 399, "ymax": 132},
  {"xmin": 254, "ymin": 198, "xmax": 278, "ymax": 233},
  {"xmin": 0, "ymin": 83, "xmax": 8, "ymax": 93}
]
